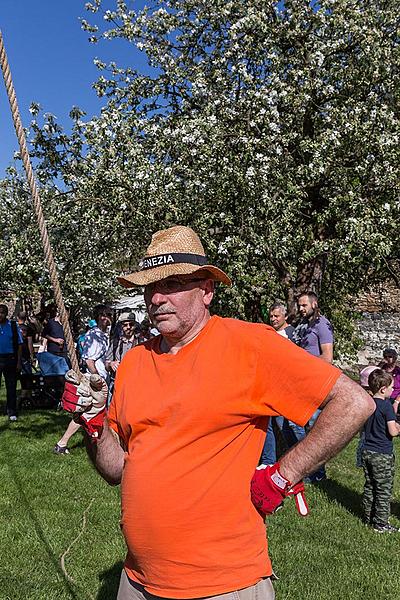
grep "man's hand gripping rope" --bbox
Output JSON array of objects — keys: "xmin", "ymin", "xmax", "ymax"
[
  {"xmin": 61, "ymin": 370, "xmax": 108, "ymax": 439},
  {"xmin": 251, "ymin": 463, "xmax": 309, "ymax": 517}
]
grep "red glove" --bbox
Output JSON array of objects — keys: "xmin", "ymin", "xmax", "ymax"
[
  {"xmin": 287, "ymin": 481, "xmax": 309, "ymax": 516},
  {"xmin": 251, "ymin": 463, "xmax": 309, "ymax": 517},
  {"xmin": 62, "ymin": 381, "xmax": 91, "ymax": 412},
  {"xmin": 61, "ymin": 370, "xmax": 108, "ymax": 440},
  {"xmin": 74, "ymin": 408, "xmax": 106, "ymax": 439}
]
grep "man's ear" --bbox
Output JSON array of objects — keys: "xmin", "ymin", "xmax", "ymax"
[{"xmin": 202, "ymin": 279, "xmax": 215, "ymax": 307}]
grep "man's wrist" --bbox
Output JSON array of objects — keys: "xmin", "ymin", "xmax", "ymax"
[{"xmin": 270, "ymin": 464, "xmax": 291, "ymax": 492}]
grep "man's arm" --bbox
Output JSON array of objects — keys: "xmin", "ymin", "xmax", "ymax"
[
  {"xmin": 85, "ymin": 358, "xmax": 99, "ymax": 375},
  {"xmin": 279, "ymin": 374, "xmax": 375, "ymax": 484},
  {"xmin": 106, "ymin": 360, "xmax": 120, "ymax": 373},
  {"xmin": 27, "ymin": 335, "xmax": 35, "ymax": 360},
  {"xmin": 387, "ymin": 399, "xmax": 400, "ymax": 436},
  {"xmin": 387, "ymin": 420, "xmax": 400, "ymax": 437},
  {"xmin": 85, "ymin": 419, "xmax": 125, "ymax": 485},
  {"xmin": 16, "ymin": 344, "xmax": 22, "ymax": 371},
  {"xmin": 319, "ymin": 342, "xmax": 333, "ymax": 363}
]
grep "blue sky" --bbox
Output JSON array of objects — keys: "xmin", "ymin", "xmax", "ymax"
[{"xmin": 0, "ymin": 0, "xmax": 147, "ymax": 177}]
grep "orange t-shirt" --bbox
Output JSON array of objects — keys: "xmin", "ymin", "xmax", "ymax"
[{"xmin": 108, "ymin": 316, "xmax": 340, "ymax": 598}]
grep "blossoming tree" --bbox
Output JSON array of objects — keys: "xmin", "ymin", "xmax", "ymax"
[{"xmin": 1, "ymin": 0, "xmax": 399, "ymax": 354}]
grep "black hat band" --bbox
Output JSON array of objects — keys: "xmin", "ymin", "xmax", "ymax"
[{"xmin": 139, "ymin": 253, "xmax": 208, "ymax": 271}]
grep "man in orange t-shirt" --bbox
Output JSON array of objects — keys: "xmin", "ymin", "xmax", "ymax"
[{"xmin": 88, "ymin": 225, "xmax": 374, "ymax": 600}]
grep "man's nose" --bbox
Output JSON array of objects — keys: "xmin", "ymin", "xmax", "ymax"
[{"xmin": 150, "ymin": 291, "xmax": 168, "ymax": 305}]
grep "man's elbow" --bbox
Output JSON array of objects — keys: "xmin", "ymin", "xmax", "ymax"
[
  {"xmin": 101, "ymin": 471, "xmax": 122, "ymax": 486},
  {"xmin": 357, "ymin": 390, "xmax": 375, "ymax": 420},
  {"xmin": 92, "ymin": 459, "xmax": 123, "ymax": 486}
]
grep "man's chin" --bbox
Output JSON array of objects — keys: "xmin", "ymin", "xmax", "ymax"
[{"xmin": 153, "ymin": 317, "xmax": 177, "ymax": 334}]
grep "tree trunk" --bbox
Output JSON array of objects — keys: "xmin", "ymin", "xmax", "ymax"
[{"xmin": 295, "ymin": 254, "xmax": 327, "ymax": 298}]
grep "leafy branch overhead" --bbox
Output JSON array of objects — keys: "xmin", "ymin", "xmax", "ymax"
[{"xmin": 0, "ymin": 0, "xmax": 399, "ymax": 357}]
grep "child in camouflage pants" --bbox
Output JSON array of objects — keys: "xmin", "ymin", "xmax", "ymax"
[{"xmin": 362, "ymin": 369, "xmax": 400, "ymax": 533}]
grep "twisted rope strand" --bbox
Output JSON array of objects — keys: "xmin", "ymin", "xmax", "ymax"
[{"xmin": 0, "ymin": 30, "xmax": 80, "ymax": 374}]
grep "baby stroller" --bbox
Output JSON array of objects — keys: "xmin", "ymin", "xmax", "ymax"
[{"xmin": 19, "ymin": 352, "xmax": 69, "ymax": 410}]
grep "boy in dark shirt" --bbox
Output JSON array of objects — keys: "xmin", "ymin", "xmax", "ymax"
[{"xmin": 362, "ymin": 369, "xmax": 400, "ymax": 533}]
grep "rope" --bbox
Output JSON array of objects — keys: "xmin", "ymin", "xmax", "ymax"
[
  {"xmin": 0, "ymin": 30, "xmax": 80, "ymax": 375},
  {"xmin": 60, "ymin": 497, "xmax": 95, "ymax": 600}
]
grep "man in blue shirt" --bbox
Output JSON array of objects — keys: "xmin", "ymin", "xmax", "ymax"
[{"xmin": 0, "ymin": 304, "xmax": 23, "ymax": 421}]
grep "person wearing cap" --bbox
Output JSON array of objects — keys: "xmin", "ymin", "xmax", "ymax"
[
  {"xmin": 106, "ymin": 312, "xmax": 138, "ymax": 375},
  {"xmin": 105, "ymin": 312, "xmax": 138, "ymax": 405},
  {"xmin": 86, "ymin": 225, "xmax": 374, "ymax": 600}
]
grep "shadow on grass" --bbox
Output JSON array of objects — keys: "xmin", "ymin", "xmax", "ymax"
[
  {"xmin": 7, "ymin": 458, "xmax": 81, "ymax": 599},
  {"xmin": 97, "ymin": 561, "xmax": 123, "ymax": 600},
  {"xmin": 390, "ymin": 500, "xmax": 400, "ymax": 520},
  {"xmin": 314, "ymin": 478, "xmax": 364, "ymax": 519},
  {"xmin": 0, "ymin": 405, "xmax": 73, "ymax": 439}
]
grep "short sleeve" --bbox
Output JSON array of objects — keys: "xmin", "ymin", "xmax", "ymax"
[
  {"xmin": 384, "ymin": 401, "xmax": 396, "ymax": 422},
  {"xmin": 251, "ymin": 326, "xmax": 341, "ymax": 426},
  {"xmin": 81, "ymin": 330, "xmax": 104, "ymax": 361},
  {"xmin": 16, "ymin": 325, "xmax": 23, "ymax": 344},
  {"xmin": 316, "ymin": 317, "xmax": 334, "ymax": 345}
]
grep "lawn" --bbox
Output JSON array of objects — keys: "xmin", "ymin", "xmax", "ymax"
[{"xmin": 1, "ymin": 392, "xmax": 400, "ymax": 600}]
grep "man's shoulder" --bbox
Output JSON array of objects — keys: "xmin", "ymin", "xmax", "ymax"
[
  {"xmin": 372, "ymin": 397, "xmax": 393, "ymax": 417},
  {"xmin": 215, "ymin": 316, "xmax": 273, "ymax": 334},
  {"xmin": 84, "ymin": 327, "xmax": 108, "ymax": 344},
  {"xmin": 316, "ymin": 314, "xmax": 332, "ymax": 326},
  {"xmin": 212, "ymin": 317, "xmax": 276, "ymax": 349},
  {"xmin": 381, "ymin": 399, "xmax": 396, "ymax": 418},
  {"xmin": 313, "ymin": 314, "xmax": 333, "ymax": 334}
]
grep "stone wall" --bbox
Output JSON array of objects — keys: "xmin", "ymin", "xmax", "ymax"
[
  {"xmin": 356, "ymin": 281, "xmax": 400, "ymax": 313},
  {"xmin": 356, "ymin": 312, "xmax": 400, "ymax": 365}
]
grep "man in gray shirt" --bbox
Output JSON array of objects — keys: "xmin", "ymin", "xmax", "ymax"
[
  {"xmin": 295, "ymin": 292, "xmax": 334, "ymax": 362},
  {"xmin": 294, "ymin": 291, "xmax": 334, "ymax": 482}
]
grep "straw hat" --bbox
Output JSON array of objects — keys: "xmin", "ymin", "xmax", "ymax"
[{"xmin": 117, "ymin": 225, "xmax": 231, "ymax": 287}]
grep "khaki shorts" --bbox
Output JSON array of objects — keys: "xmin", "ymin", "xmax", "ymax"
[{"xmin": 117, "ymin": 570, "xmax": 275, "ymax": 600}]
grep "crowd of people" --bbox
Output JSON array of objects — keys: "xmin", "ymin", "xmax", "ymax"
[
  {"xmin": 1, "ymin": 224, "xmax": 399, "ymax": 599},
  {"xmin": 264, "ymin": 298, "xmax": 400, "ymax": 533},
  {"xmin": 0, "ymin": 302, "xmax": 156, "ymax": 425}
]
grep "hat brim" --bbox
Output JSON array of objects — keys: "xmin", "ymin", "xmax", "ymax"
[{"xmin": 117, "ymin": 263, "xmax": 231, "ymax": 288}]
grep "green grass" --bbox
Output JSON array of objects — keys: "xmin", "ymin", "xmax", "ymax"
[{"xmin": 1, "ymin": 392, "xmax": 400, "ymax": 600}]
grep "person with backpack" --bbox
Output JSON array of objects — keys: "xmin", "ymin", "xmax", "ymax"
[
  {"xmin": 0, "ymin": 304, "xmax": 23, "ymax": 421},
  {"xmin": 105, "ymin": 312, "xmax": 138, "ymax": 404}
]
